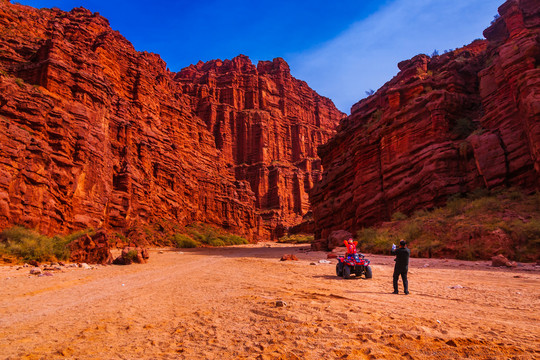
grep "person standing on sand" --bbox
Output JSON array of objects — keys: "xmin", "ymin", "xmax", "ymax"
[{"xmin": 391, "ymin": 239, "xmax": 410, "ymax": 295}]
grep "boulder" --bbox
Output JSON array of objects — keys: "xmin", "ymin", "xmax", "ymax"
[
  {"xmin": 327, "ymin": 230, "xmax": 353, "ymax": 250},
  {"xmin": 280, "ymin": 254, "xmax": 298, "ymax": 261},
  {"xmin": 310, "ymin": 239, "xmax": 327, "ymax": 252},
  {"xmin": 491, "ymin": 254, "xmax": 516, "ymax": 268},
  {"xmin": 68, "ymin": 230, "xmax": 113, "ymax": 265},
  {"xmin": 113, "ymin": 247, "xmax": 150, "ymax": 265},
  {"xmin": 29, "ymin": 267, "xmax": 42, "ymax": 275}
]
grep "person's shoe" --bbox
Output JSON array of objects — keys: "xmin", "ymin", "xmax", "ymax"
[
  {"xmin": 404, "ymin": 291, "xmax": 409, "ymax": 295},
  {"xmin": 392, "ymin": 291, "xmax": 399, "ymax": 294}
]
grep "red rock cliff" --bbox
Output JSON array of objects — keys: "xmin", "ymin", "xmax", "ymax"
[
  {"xmin": 311, "ymin": 0, "xmax": 540, "ymax": 243},
  {"xmin": 176, "ymin": 56, "xmax": 343, "ymax": 237},
  {"xmin": 0, "ymin": 1, "xmax": 342, "ymax": 239}
]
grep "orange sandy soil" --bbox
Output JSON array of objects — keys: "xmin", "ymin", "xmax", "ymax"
[{"xmin": 0, "ymin": 243, "xmax": 539, "ymax": 360}]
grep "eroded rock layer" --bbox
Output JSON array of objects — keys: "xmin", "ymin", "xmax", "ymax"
[
  {"xmin": 311, "ymin": 0, "xmax": 540, "ymax": 242},
  {"xmin": 176, "ymin": 56, "xmax": 343, "ymax": 237},
  {"xmin": 0, "ymin": 1, "xmax": 342, "ymax": 239}
]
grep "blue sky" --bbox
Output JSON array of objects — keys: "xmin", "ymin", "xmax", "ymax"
[{"xmin": 17, "ymin": 0, "xmax": 503, "ymax": 113}]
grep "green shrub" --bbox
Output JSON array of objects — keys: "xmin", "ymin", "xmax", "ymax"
[
  {"xmin": 467, "ymin": 188, "xmax": 490, "ymax": 200},
  {"xmin": 15, "ymin": 78, "xmax": 24, "ymax": 88},
  {"xmin": 506, "ymin": 188, "xmax": 525, "ymax": 201},
  {"xmin": 533, "ymin": 192, "xmax": 540, "ymax": 211},
  {"xmin": 186, "ymin": 224, "xmax": 208, "ymax": 242},
  {"xmin": 51, "ymin": 235, "xmax": 71, "ymax": 260},
  {"xmin": 348, "ymin": 189, "xmax": 539, "ymax": 261},
  {"xmin": 500, "ymin": 218, "xmax": 540, "ymax": 261},
  {"xmin": 413, "ymin": 209, "xmax": 428, "ymax": 218},
  {"xmin": 208, "ymin": 238, "xmax": 226, "ymax": 247},
  {"xmin": 278, "ymin": 234, "xmax": 314, "ymax": 244},
  {"xmin": 399, "ymin": 222, "xmax": 423, "ymax": 243},
  {"xmin": 124, "ymin": 249, "xmax": 138, "ymax": 262},
  {"xmin": 0, "ymin": 226, "xmax": 72, "ymax": 262},
  {"xmin": 391, "ymin": 212, "xmax": 408, "ymax": 221},
  {"xmin": 411, "ymin": 234, "xmax": 443, "ymax": 258},
  {"xmin": 185, "ymin": 223, "xmax": 248, "ymax": 247},
  {"xmin": 114, "ymin": 232, "xmax": 127, "ymax": 243},
  {"xmin": 171, "ymin": 234, "xmax": 198, "ymax": 248},
  {"xmin": 371, "ymin": 109, "xmax": 383, "ymax": 122},
  {"xmin": 62, "ymin": 228, "xmax": 95, "ymax": 243},
  {"xmin": 220, "ymin": 234, "xmax": 248, "ymax": 245},
  {"xmin": 467, "ymin": 196, "xmax": 501, "ymax": 214},
  {"xmin": 356, "ymin": 228, "xmax": 395, "ymax": 253},
  {"xmin": 446, "ymin": 196, "xmax": 466, "ymax": 216}
]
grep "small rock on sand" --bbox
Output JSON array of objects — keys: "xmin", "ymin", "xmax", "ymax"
[
  {"xmin": 29, "ymin": 267, "xmax": 42, "ymax": 275},
  {"xmin": 491, "ymin": 254, "xmax": 516, "ymax": 268}
]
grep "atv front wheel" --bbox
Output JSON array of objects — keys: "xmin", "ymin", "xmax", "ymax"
[
  {"xmin": 336, "ymin": 262, "xmax": 343, "ymax": 277},
  {"xmin": 364, "ymin": 265, "xmax": 373, "ymax": 279},
  {"xmin": 343, "ymin": 265, "xmax": 351, "ymax": 279}
]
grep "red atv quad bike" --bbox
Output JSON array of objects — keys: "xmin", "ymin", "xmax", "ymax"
[{"xmin": 336, "ymin": 253, "xmax": 373, "ymax": 279}]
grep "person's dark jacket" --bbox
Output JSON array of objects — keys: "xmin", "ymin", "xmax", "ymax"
[{"xmin": 392, "ymin": 247, "xmax": 410, "ymax": 272}]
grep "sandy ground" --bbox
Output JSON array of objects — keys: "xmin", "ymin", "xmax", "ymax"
[{"xmin": 0, "ymin": 243, "xmax": 539, "ymax": 360}]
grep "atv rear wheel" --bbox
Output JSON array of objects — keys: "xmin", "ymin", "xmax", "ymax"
[
  {"xmin": 343, "ymin": 264, "xmax": 351, "ymax": 279},
  {"xmin": 336, "ymin": 262, "xmax": 343, "ymax": 277},
  {"xmin": 365, "ymin": 265, "xmax": 373, "ymax": 279}
]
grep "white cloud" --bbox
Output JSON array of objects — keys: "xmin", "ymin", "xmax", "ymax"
[{"xmin": 288, "ymin": 0, "xmax": 502, "ymax": 113}]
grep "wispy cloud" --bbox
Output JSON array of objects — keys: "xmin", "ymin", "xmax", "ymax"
[{"xmin": 288, "ymin": 0, "xmax": 502, "ymax": 113}]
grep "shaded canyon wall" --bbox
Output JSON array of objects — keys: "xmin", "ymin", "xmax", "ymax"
[{"xmin": 311, "ymin": 0, "xmax": 540, "ymax": 243}]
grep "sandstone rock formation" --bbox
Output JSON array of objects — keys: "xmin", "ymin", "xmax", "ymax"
[
  {"xmin": 176, "ymin": 56, "xmax": 343, "ymax": 238},
  {"xmin": 0, "ymin": 1, "xmax": 342, "ymax": 240},
  {"xmin": 112, "ymin": 246, "xmax": 149, "ymax": 265},
  {"xmin": 279, "ymin": 254, "xmax": 298, "ymax": 261},
  {"xmin": 67, "ymin": 230, "xmax": 113, "ymax": 265},
  {"xmin": 311, "ymin": 0, "xmax": 540, "ymax": 244},
  {"xmin": 491, "ymin": 254, "xmax": 517, "ymax": 267}
]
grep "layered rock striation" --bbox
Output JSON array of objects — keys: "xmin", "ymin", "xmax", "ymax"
[
  {"xmin": 176, "ymin": 56, "xmax": 343, "ymax": 237},
  {"xmin": 311, "ymin": 0, "xmax": 540, "ymax": 243},
  {"xmin": 0, "ymin": 1, "xmax": 342, "ymax": 240}
]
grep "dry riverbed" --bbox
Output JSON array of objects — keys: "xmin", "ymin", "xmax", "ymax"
[{"xmin": 0, "ymin": 243, "xmax": 539, "ymax": 359}]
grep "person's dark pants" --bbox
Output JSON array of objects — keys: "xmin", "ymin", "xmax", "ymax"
[{"xmin": 393, "ymin": 270, "xmax": 408, "ymax": 293}]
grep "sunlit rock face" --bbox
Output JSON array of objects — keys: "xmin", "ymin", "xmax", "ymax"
[
  {"xmin": 0, "ymin": 1, "xmax": 343, "ymax": 239},
  {"xmin": 311, "ymin": 0, "xmax": 540, "ymax": 242},
  {"xmin": 176, "ymin": 56, "xmax": 344, "ymax": 238}
]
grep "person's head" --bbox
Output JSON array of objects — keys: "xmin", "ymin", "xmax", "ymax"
[
  {"xmin": 399, "ymin": 239, "xmax": 406, "ymax": 247},
  {"xmin": 348, "ymin": 238, "xmax": 354, "ymax": 243}
]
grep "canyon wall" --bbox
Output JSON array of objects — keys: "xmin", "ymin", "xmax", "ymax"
[
  {"xmin": 0, "ymin": 1, "xmax": 342, "ymax": 239},
  {"xmin": 176, "ymin": 56, "xmax": 343, "ymax": 237},
  {"xmin": 311, "ymin": 0, "xmax": 540, "ymax": 243}
]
